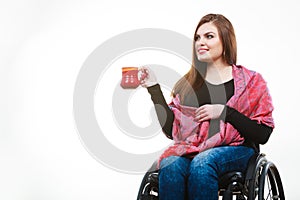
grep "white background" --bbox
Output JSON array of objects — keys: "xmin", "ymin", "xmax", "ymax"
[{"xmin": 1, "ymin": 0, "xmax": 299, "ymax": 199}]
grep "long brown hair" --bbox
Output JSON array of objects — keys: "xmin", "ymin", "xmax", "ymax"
[{"xmin": 172, "ymin": 14, "xmax": 237, "ymax": 103}]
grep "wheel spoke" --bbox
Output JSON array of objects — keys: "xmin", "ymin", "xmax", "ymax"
[{"xmin": 265, "ymin": 174, "xmax": 272, "ymax": 199}]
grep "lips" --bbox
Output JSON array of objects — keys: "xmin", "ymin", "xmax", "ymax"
[{"xmin": 197, "ymin": 48, "xmax": 209, "ymax": 55}]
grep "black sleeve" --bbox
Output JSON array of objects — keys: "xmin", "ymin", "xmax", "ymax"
[
  {"xmin": 147, "ymin": 84, "xmax": 174, "ymax": 139},
  {"xmin": 221, "ymin": 106, "xmax": 273, "ymax": 144}
]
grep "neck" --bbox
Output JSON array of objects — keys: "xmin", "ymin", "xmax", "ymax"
[
  {"xmin": 205, "ymin": 61, "xmax": 233, "ymax": 84},
  {"xmin": 207, "ymin": 60, "xmax": 230, "ymax": 71}
]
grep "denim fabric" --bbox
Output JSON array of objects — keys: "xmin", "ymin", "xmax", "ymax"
[{"xmin": 159, "ymin": 146, "xmax": 254, "ymax": 200}]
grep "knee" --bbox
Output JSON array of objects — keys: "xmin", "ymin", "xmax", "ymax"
[
  {"xmin": 191, "ymin": 150, "xmax": 215, "ymax": 169},
  {"xmin": 188, "ymin": 154, "xmax": 219, "ymax": 197},
  {"xmin": 189, "ymin": 152, "xmax": 218, "ymax": 180},
  {"xmin": 160, "ymin": 156, "xmax": 190, "ymax": 176}
]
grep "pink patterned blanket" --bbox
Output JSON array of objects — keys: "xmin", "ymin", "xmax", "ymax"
[{"xmin": 158, "ymin": 65, "xmax": 274, "ymax": 167}]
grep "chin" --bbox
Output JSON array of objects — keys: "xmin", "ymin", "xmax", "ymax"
[{"xmin": 197, "ymin": 56, "xmax": 209, "ymax": 63}]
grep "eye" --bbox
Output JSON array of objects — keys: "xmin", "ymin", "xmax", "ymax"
[
  {"xmin": 194, "ymin": 35, "xmax": 200, "ymax": 41},
  {"xmin": 206, "ymin": 34, "xmax": 214, "ymax": 39}
]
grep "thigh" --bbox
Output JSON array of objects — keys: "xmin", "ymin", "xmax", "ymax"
[
  {"xmin": 160, "ymin": 156, "xmax": 191, "ymax": 173},
  {"xmin": 159, "ymin": 156, "xmax": 191, "ymax": 200},
  {"xmin": 191, "ymin": 146, "xmax": 255, "ymax": 176}
]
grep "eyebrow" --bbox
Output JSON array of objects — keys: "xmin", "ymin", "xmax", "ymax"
[
  {"xmin": 203, "ymin": 31, "xmax": 216, "ymax": 35},
  {"xmin": 195, "ymin": 31, "xmax": 216, "ymax": 37}
]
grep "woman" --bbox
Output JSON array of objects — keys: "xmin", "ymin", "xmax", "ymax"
[{"xmin": 140, "ymin": 14, "xmax": 274, "ymax": 200}]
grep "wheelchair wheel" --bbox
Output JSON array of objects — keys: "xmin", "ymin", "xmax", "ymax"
[
  {"xmin": 258, "ymin": 162, "xmax": 285, "ymax": 200},
  {"xmin": 137, "ymin": 171, "xmax": 159, "ymax": 200},
  {"xmin": 246, "ymin": 156, "xmax": 285, "ymax": 200},
  {"xmin": 245, "ymin": 154, "xmax": 266, "ymax": 199},
  {"xmin": 245, "ymin": 154, "xmax": 285, "ymax": 200}
]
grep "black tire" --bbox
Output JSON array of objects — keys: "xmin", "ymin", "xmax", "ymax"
[
  {"xmin": 258, "ymin": 162, "xmax": 285, "ymax": 200},
  {"xmin": 246, "ymin": 154, "xmax": 268, "ymax": 200}
]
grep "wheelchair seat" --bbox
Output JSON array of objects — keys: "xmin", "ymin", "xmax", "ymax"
[{"xmin": 137, "ymin": 153, "xmax": 285, "ymax": 200}]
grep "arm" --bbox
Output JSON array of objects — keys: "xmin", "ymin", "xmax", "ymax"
[
  {"xmin": 222, "ymin": 106, "xmax": 273, "ymax": 144},
  {"xmin": 195, "ymin": 104, "xmax": 273, "ymax": 144},
  {"xmin": 147, "ymin": 84, "xmax": 174, "ymax": 139}
]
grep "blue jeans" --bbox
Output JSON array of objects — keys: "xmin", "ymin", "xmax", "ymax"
[{"xmin": 159, "ymin": 146, "xmax": 254, "ymax": 200}]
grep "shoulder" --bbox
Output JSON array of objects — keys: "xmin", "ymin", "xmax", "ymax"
[
  {"xmin": 233, "ymin": 64, "xmax": 256, "ymax": 74},
  {"xmin": 233, "ymin": 64, "xmax": 268, "ymax": 87},
  {"xmin": 234, "ymin": 64, "xmax": 265, "ymax": 79}
]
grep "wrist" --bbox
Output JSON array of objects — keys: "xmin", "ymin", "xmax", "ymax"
[
  {"xmin": 220, "ymin": 105, "xmax": 227, "ymax": 121},
  {"xmin": 146, "ymin": 82, "xmax": 158, "ymax": 88}
]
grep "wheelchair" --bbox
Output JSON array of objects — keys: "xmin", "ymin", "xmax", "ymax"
[{"xmin": 137, "ymin": 153, "xmax": 285, "ymax": 200}]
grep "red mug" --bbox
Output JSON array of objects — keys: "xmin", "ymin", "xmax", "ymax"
[{"xmin": 120, "ymin": 67, "xmax": 141, "ymax": 89}]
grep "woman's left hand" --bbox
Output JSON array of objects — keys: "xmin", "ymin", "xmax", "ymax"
[{"xmin": 194, "ymin": 104, "xmax": 225, "ymax": 122}]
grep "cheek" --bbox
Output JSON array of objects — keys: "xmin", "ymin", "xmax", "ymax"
[{"xmin": 210, "ymin": 42, "xmax": 223, "ymax": 55}]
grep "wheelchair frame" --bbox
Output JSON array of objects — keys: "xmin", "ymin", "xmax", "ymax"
[{"xmin": 137, "ymin": 153, "xmax": 285, "ymax": 200}]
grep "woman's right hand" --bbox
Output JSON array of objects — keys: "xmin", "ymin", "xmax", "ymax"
[{"xmin": 139, "ymin": 66, "xmax": 158, "ymax": 88}]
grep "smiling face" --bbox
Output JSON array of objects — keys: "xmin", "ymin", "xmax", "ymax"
[{"xmin": 194, "ymin": 22, "xmax": 224, "ymax": 65}]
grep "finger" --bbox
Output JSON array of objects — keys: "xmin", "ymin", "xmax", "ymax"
[
  {"xmin": 195, "ymin": 112, "xmax": 206, "ymax": 122},
  {"xmin": 138, "ymin": 69, "xmax": 148, "ymax": 81},
  {"xmin": 138, "ymin": 66, "xmax": 146, "ymax": 73},
  {"xmin": 194, "ymin": 109, "xmax": 201, "ymax": 119},
  {"xmin": 140, "ymin": 82, "xmax": 147, "ymax": 88},
  {"xmin": 194, "ymin": 108, "xmax": 200, "ymax": 116},
  {"xmin": 196, "ymin": 108, "xmax": 205, "ymax": 116},
  {"xmin": 194, "ymin": 114, "xmax": 200, "ymax": 121},
  {"xmin": 199, "ymin": 116, "xmax": 209, "ymax": 122},
  {"xmin": 195, "ymin": 106, "xmax": 205, "ymax": 114},
  {"xmin": 198, "ymin": 109, "xmax": 207, "ymax": 118},
  {"xmin": 200, "ymin": 112, "xmax": 210, "ymax": 121}
]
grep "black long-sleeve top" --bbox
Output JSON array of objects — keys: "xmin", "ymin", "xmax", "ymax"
[{"xmin": 147, "ymin": 80, "xmax": 273, "ymax": 151}]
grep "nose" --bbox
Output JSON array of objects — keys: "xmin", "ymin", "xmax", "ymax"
[{"xmin": 195, "ymin": 37, "xmax": 205, "ymax": 46}]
